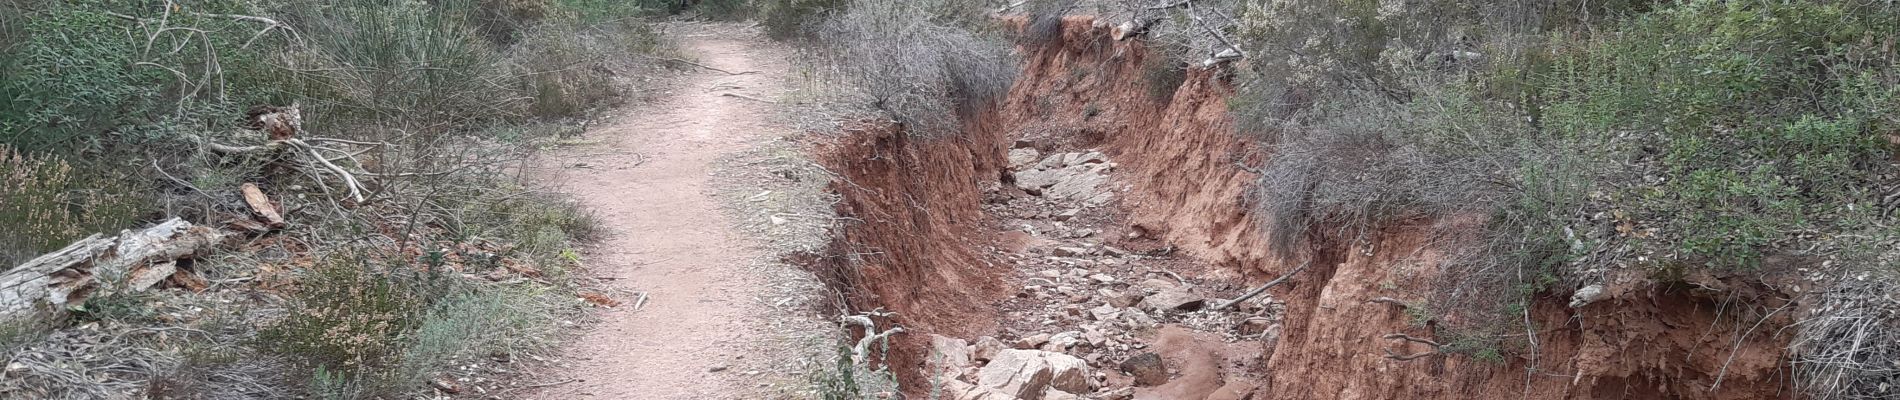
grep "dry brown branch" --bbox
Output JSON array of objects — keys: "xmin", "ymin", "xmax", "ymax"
[
  {"xmin": 1380, "ymin": 333, "xmax": 1446, "ymax": 361},
  {"xmin": 1367, "ymin": 297, "xmax": 1409, "ymax": 308},
  {"xmin": 1383, "ymin": 333, "xmax": 1444, "ymax": 348},
  {"xmin": 645, "ymin": 55, "xmax": 758, "ymax": 75},
  {"xmin": 1213, "ymin": 260, "xmax": 1310, "ymax": 310},
  {"xmin": 720, "ymin": 93, "xmax": 778, "ymax": 103},
  {"xmin": 841, "ymin": 310, "xmax": 905, "ymax": 366},
  {"xmin": 1384, "ymin": 348, "xmax": 1439, "ymax": 361}
]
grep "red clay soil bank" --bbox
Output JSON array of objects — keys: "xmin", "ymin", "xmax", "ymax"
[
  {"xmin": 805, "ymin": 116, "xmax": 1012, "ymax": 387},
  {"xmin": 999, "ymin": 17, "xmax": 1798, "ymax": 399},
  {"xmin": 807, "ymin": 15, "xmax": 1801, "ymax": 399}
]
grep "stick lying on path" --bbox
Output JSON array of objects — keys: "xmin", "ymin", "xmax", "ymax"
[{"xmin": 1212, "ymin": 260, "xmax": 1311, "ymax": 311}]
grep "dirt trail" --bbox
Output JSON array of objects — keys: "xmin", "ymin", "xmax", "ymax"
[{"xmin": 532, "ymin": 27, "xmax": 788, "ymax": 400}]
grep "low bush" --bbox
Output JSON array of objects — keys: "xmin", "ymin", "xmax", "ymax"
[
  {"xmin": 1219, "ymin": 2, "xmax": 1900, "ymax": 389},
  {"xmin": 812, "ymin": 0, "xmax": 1018, "ymax": 137},
  {"xmin": 761, "ymin": 0, "xmax": 852, "ymax": 40}
]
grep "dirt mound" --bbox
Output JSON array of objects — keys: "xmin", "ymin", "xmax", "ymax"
[{"xmin": 802, "ymin": 15, "xmax": 1800, "ymax": 400}]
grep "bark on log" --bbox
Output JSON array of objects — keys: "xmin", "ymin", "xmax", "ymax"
[
  {"xmin": 240, "ymin": 183, "xmax": 288, "ymax": 229},
  {"xmin": 0, "ymin": 218, "xmax": 222, "ymax": 320}
]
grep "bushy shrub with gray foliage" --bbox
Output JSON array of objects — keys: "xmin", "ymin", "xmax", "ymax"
[{"xmin": 813, "ymin": 0, "xmax": 1018, "ymax": 137}]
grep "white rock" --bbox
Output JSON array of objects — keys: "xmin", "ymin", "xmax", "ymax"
[
  {"xmin": 977, "ymin": 350, "xmax": 1093, "ymax": 398},
  {"xmin": 927, "ymin": 334, "xmax": 974, "ymax": 380},
  {"xmin": 1009, "ymin": 148, "xmax": 1043, "ymax": 170},
  {"xmin": 1569, "ymin": 284, "xmax": 1605, "ymax": 308}
]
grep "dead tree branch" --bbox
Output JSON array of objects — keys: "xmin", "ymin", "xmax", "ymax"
[
  {"xmin": 1384, "ymin": 348, "xmax": 1439, "ymax": 361},
  {"xmin": 1367, "ymin": 297, "xmax": 1409, "ymax": 308},
  {"xmin": 1380, "ymin": 333, "xmax": 1445, "ymax": 361},
  {"xmin": 840, "ymin": 309, "xmax": 905, "ymax": 367},
  {"xmin": 1213, "ymin": 260, "xmax": 1310, "ymax": 310},
  {"xmin": 1383, "ymin": 333, "xmax": 1444, "ymax": 347}
]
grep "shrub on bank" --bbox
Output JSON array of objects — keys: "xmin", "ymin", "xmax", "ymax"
[{"xmin": 1218, "ymin": 1, "xmax": 1900, "ymax": 395}]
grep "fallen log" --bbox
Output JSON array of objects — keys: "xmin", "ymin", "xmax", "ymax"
[{"xmin": 0, "ymin": 218, "xmax": 223, "ymax": 321}]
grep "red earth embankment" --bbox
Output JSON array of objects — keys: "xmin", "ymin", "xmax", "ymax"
[{"xmin": 806, "ymin": 16, "xmax": 1799, "ymax": 399}]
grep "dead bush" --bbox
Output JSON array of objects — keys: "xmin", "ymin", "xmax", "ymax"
[
  {"xmin": 1793, "ymin": 276, "xmax": 1900, "ymax": 400},
  {"xmin": 761, "ymin": 0, "xmax": 852, "ymax": 40},
  {"xmin": 813, "ymin": 0, "xmax": 1018, "ymax": 137},
  {"xmin": 1140, "ymin": 50, "xmax": 1187, "ymax": 102},
  {"xmin": 1019, "ymin": 0, "xmax": 1075, "ymax": 46}
]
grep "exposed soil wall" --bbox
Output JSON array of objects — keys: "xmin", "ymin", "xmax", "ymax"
[
  {"xmin": 808, "ymin": 16, "xmax": 1801, "ymax": 399},
  {"xmin": 804, "ymin": 116, "xmax": 1012, "ymax": 387}
]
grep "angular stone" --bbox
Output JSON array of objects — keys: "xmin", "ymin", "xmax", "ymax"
[
  {"xmin": 1140, "ymin": 287, "xmax": 1205, "ymax": 312},
  {"xmin": 1046, "ymin": 331, "xmax": 1083, "ymax": 351},
  {"xmin": 928, "ymin": 334, "xmax": 973, "ymax": 380},
  {"xmin": 1053, "ymin": 247, "xmax": 1092, "ymax": 257},
  {"xmin": 1015, "ymin": 333, "xmax": 1052, "ymax": 350},
  {"xmin": 1045, "ymin": 170, "xmax": 1109, "ymax": 201},
  {"xmin": 977, "ymin": 350, "xmax": 1092, "ymax": 399},
  {"xmin": 974, "ymin": 336, "xmax": 1008, "ymax": 362},
  {"xmin": 1088, "ymin": 305, "xmax": 1122, "ymax": 321},
  {"xmin": 1036, "ymin": 153, "xmax": 1072, "ymax": 170},
  {"xmin": 1014, "ymin": 169, "xmax": 1063, "ymax": 192},
  {"xmin": 1045, "ymin": 352, "xmax": 1092, "ymax": 394},
  {"xmin": 1107, "ymin": 291, "xmax": 1145, "ymax": 308},
  {"xmin": 1043, "ymin": 388, "xmax": 1082, "ymax": 400},
  {"xmin": 944, "ymin": 379, "xmax": 1018, "ymax": 400},
  {"xmin": 1009, "ymin": 148, "xmax": 1043, "ymax": 170},
  {"xmin": 1120, "ymin": 352, "xmax": 1169, "ymax": 387},
  {"xmin": 1123, "ymin": 310, "xmax": 1159, "ymax": 328}
]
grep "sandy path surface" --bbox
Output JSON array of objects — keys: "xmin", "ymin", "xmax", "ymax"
[{"xmin": 532, "ymin": 27, "xmax": 789, "ymax": 400}]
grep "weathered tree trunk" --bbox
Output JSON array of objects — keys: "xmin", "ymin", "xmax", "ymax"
[{"xmin": 0, "ymin": 218, "xmax": 223, "ymax": 321}]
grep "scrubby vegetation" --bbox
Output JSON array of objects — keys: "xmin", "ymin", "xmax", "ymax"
[
  {"xmin": 786, "ymin": 0, "xmax": 1018, "ymax": 137},
  {"xmin": 1129, "ymin": 0, "xmax": 1900, "ymax": 397},
  {"xmin": 0, "ymin": 0, "xmax": 680, "ymax": 397}
]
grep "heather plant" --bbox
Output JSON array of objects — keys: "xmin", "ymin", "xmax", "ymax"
[{"xmin": 0, "ymin": 146, "xmax": 145, "ymax": 268}]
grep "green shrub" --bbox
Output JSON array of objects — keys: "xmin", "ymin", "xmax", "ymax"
[{"xmin": 1542, "ymin": 0, "xmax": 1897, "ymax": 266}]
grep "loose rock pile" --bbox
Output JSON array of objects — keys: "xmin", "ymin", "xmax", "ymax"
[{"xmin": 928, "ymin": 146, "xmax": 1283, "ymax": 399}]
